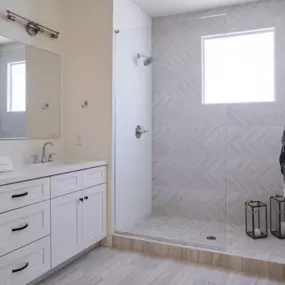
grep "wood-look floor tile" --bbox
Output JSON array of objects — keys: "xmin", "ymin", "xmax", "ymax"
[{"xmin": 38, "ymin": 247, "xmax": 283, "ymax": 285}]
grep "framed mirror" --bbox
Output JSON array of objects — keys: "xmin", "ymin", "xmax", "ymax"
[{"xmin": 0, "ymin": 36, "xmax": 61, "ymax": 139}]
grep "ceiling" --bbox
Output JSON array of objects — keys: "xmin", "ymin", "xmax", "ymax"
[{"xmin": 133, "ymin": 0, "xmax": 262, "ymax": 18}]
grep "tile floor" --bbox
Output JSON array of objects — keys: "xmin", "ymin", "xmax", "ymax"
[
  {"xmin": 129, "ymin": 216, "xmax": 226, "ymax": 249},
  {"xmin": 38, "ymin": 247, "xmax": 282, "ymax": 285},
  {"xmin": 128, "ymin": 215, "xmax": 285, "ymax": 264}
]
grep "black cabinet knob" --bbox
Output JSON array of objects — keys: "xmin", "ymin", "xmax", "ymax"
[
  {"xmin": 79, "ymin": 198, "xmax": 84, "ymax": 202},
  {"xmin": 84, "ymin": 196, "xmax": 88, "ymax": 200}
]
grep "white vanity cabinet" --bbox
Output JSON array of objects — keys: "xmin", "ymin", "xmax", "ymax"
[
  {"xmin": 51, "ymin": 168, "xmax": 107, "ymax": 268},
  {"xmin": 0, "ymin": 162, "xmax": 107, "ymax": 285}
]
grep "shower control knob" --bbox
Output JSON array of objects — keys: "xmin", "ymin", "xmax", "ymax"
[{"xmin": 135, "ymin": 125, "xmax": 148, "ymax": 139}]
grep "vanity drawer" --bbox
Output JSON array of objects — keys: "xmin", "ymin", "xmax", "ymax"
[
  {"xmin": 0, "ymin": 236, "xmax": 50, "ymax": 285},
  {"xmin": 82, "ymin": 167, "xmax": 106, "ymax": 188},
  {"xmin": 0, "ymin": 178, "xmax": 50, "ymax": 214},
  {"xmin": 51, "ymin": 171, "xmax": 82, "ymax": 198},
  {"xmin": 0, "ymin": 201, "xmax": 50, "ymax": 257}
]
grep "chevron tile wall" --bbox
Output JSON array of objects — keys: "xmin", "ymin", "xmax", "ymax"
[{"xmin": 152, "ymin": 0, "xmax": 285, "ymax": 230}]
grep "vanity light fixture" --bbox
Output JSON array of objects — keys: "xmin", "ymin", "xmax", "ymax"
[{"xmin": 6, "ymin": 10, "xmax": 60, "ymax": 39}]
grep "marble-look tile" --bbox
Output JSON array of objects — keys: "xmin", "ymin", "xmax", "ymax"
[
  {"xmin": 226, "ymin": 104, "xmax": 285, "ymax": 127},
  {"xmin": 152, "ymin": 187, "xmax": 226, "ymax": 223},
  {"xmin": 128, "ymin": 216, "xmax": 226, "ymax": 249},
  {"xmin": 124, "ymin": 215, "xmax": 285, "ymax": 266},
  {"xmin": 152, "ymin": 0, "xmax": 285, "ymax": 239}
]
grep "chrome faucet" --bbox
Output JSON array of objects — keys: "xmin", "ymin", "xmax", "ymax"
[{"xmin": 41, "ymin": 141, "xmax": 54, "ymax": 163}]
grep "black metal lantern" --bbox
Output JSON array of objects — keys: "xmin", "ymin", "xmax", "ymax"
[
  {"xmin": 245, "ymin": 200, "xmax": 268, "ymax": 239},
  {"xmin": 270, "ymin": 195, "xmax": 285, "ymax": 239}
]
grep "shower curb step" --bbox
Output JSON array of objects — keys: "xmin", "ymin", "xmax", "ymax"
[{"xmin": 112, "ymin": 233, "xmax": 285, "ymax": 281}]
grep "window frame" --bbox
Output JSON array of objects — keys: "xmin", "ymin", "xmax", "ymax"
[{"xmin": 201, "ymin": 27, "xmax": 276, "ymax": 105}]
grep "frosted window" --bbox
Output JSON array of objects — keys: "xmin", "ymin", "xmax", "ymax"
[
  {"xmin": 203, "ymin": 29, "xmax": 275, "ymax": 104},
  {"xmin": 7, "ymin": 61, "xmax": 26, "ymax": 112}
]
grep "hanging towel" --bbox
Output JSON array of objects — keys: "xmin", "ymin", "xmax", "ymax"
[
  {"xmin": 280, "ymin": 129, "xmax": 285, "ymax": 177},
  {"xmin": 0, "ymin": 156, "xmax": 14, "ymax": 173}
]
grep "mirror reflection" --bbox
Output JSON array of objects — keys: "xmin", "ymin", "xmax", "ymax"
[{"xmin": 0, "ymin": 36, "xmax": 61, "ymax": 139}]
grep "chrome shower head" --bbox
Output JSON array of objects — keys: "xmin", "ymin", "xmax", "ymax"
[
  {"xmin": 144, "ymin": 56, "xmax": 154, "ymax": 66},
  {"xmin": 137, "ymin": 53, "xmax": 154, "ymax": 66}
]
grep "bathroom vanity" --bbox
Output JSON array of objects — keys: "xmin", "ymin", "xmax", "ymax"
[{"xmin": 0, "ymin": 161, "xmax": 107, "ymax": 285}]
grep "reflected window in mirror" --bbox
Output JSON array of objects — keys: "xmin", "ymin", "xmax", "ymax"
[{"xmin": 7, "ymin": 60, "xmax": 26, "ymax": 112}]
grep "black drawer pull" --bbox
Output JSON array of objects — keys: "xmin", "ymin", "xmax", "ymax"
[
  {"xmin": 79, "ymin": 198, "xmax": 84, "ymax": 202},
  {"xmin": 11, "ymin": 192, "xmax": 28, "ymax": 199},
  {"xmin": 84, "ymin": 196, "xmax": 88, "ymax": 200},
  {"xmin": 12, "ymin": 224, "xmax": 28, "ymax": 232},
  {"xmin": 12, "ymin": 262, "xmax": 29, "ymax": 273}
]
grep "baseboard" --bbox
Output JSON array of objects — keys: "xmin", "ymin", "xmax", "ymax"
[{"xmin": 100, "ymin": 235, "xmax": 113, "ymax": 247}]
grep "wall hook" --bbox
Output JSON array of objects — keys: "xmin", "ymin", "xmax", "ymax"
[
  {"xmin": 81, "ymin": 100, "xmax": 89, "ymax": 108},
  {"xmin": 42, "ymin": 103, "xmax": 49, "ymax": 110}
]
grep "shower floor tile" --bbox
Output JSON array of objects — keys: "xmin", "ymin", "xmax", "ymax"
[
  {"xmin": 129, "ymin": 216, "xmax": 226, "ymax": 250},
  {"xmin": 128, "ymin": 215, "xmax": 285, "ymax": 264}
]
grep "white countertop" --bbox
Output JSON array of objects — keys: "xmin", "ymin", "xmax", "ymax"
[{"xmin": 0, "ymin": 160, "xmax": 107, "ymax": 186}]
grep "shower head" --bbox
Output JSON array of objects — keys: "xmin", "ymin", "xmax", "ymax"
[
  {"xmin": 144, "ymin": 56, "xmax": 154, "ymax": 66},
  {"xmin": 137, "ymin": 53, "xmax": 154, "ymax": 66}
]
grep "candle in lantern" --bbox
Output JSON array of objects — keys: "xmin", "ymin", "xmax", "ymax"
[
  {"xmin": 281, "ymin": 222, "xmax": 285, "ymax": 236},
  {"xmin": 254, "ymin": 228, "xmax": 261, "ymax": 237}
]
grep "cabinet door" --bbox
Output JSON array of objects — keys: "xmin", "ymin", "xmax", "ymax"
[
  {"xmin": 51, "ymin": 192, "xmax": 83, "ymax": 268},
  {"xmin": 82, "ymin": 184, "xmax": 106, "ymax": 249}
]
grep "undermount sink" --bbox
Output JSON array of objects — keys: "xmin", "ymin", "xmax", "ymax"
[{"xmin": 30, "ymin": 161, "xmax": 72, "ymax": 167}]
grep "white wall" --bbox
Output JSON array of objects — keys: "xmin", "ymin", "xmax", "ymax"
[
  {"xmin": 113, "ymin": 0, "xmax": 152, "ymax": 232},
  {"xmin": 114, "ymin": 0, "xmax": 152, "ymax": 30},
  {"xmin": 114, "ymin": 26, "xmax": 153, "ymax": 232},
  {"xmin": 0, "ymin": 0, "xmax": 65, "ymax": 167}
]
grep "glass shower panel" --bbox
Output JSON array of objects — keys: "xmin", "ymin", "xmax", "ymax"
[
  {"xmin": 150, "ymin": 14, "xmax": 227, "ymax": 250},
  {"xmin": 114, "ymin": 26, "xmax": 153, "ymax": 234},
  {"xmin": 224, "ymin": 0, "xmax": 285, "ymax": 262}
]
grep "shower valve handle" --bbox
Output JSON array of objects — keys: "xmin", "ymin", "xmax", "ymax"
[{"xmin": 135, "ymin": 125, "xmax": 148, "ymax": 139}]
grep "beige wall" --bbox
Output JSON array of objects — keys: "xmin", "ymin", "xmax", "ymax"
[
  {"xmin": 0, "ymin": 0, "xmax": 65, "ymax": 167},
  {"xmin": 63, "ymin": 0, "xmax": 113, "ymax": 240}
]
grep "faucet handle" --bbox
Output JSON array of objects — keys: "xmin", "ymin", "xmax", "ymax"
[
  {"xmin": 30, "ymin": 154, "xmax": 40, "ymax": 164},
  {"xmin": 48, "ymin": 153, "xmax": 57, "ymax": 162}
]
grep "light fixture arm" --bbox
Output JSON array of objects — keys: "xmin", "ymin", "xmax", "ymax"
[{"xmin": 6, "ymin": 10, "xmax": 60, "ymax": 39}]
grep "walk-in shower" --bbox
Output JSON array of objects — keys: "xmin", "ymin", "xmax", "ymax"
[{"xmin": 114, "ymin": 0, "xmax": 285, "ymax": 265}]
